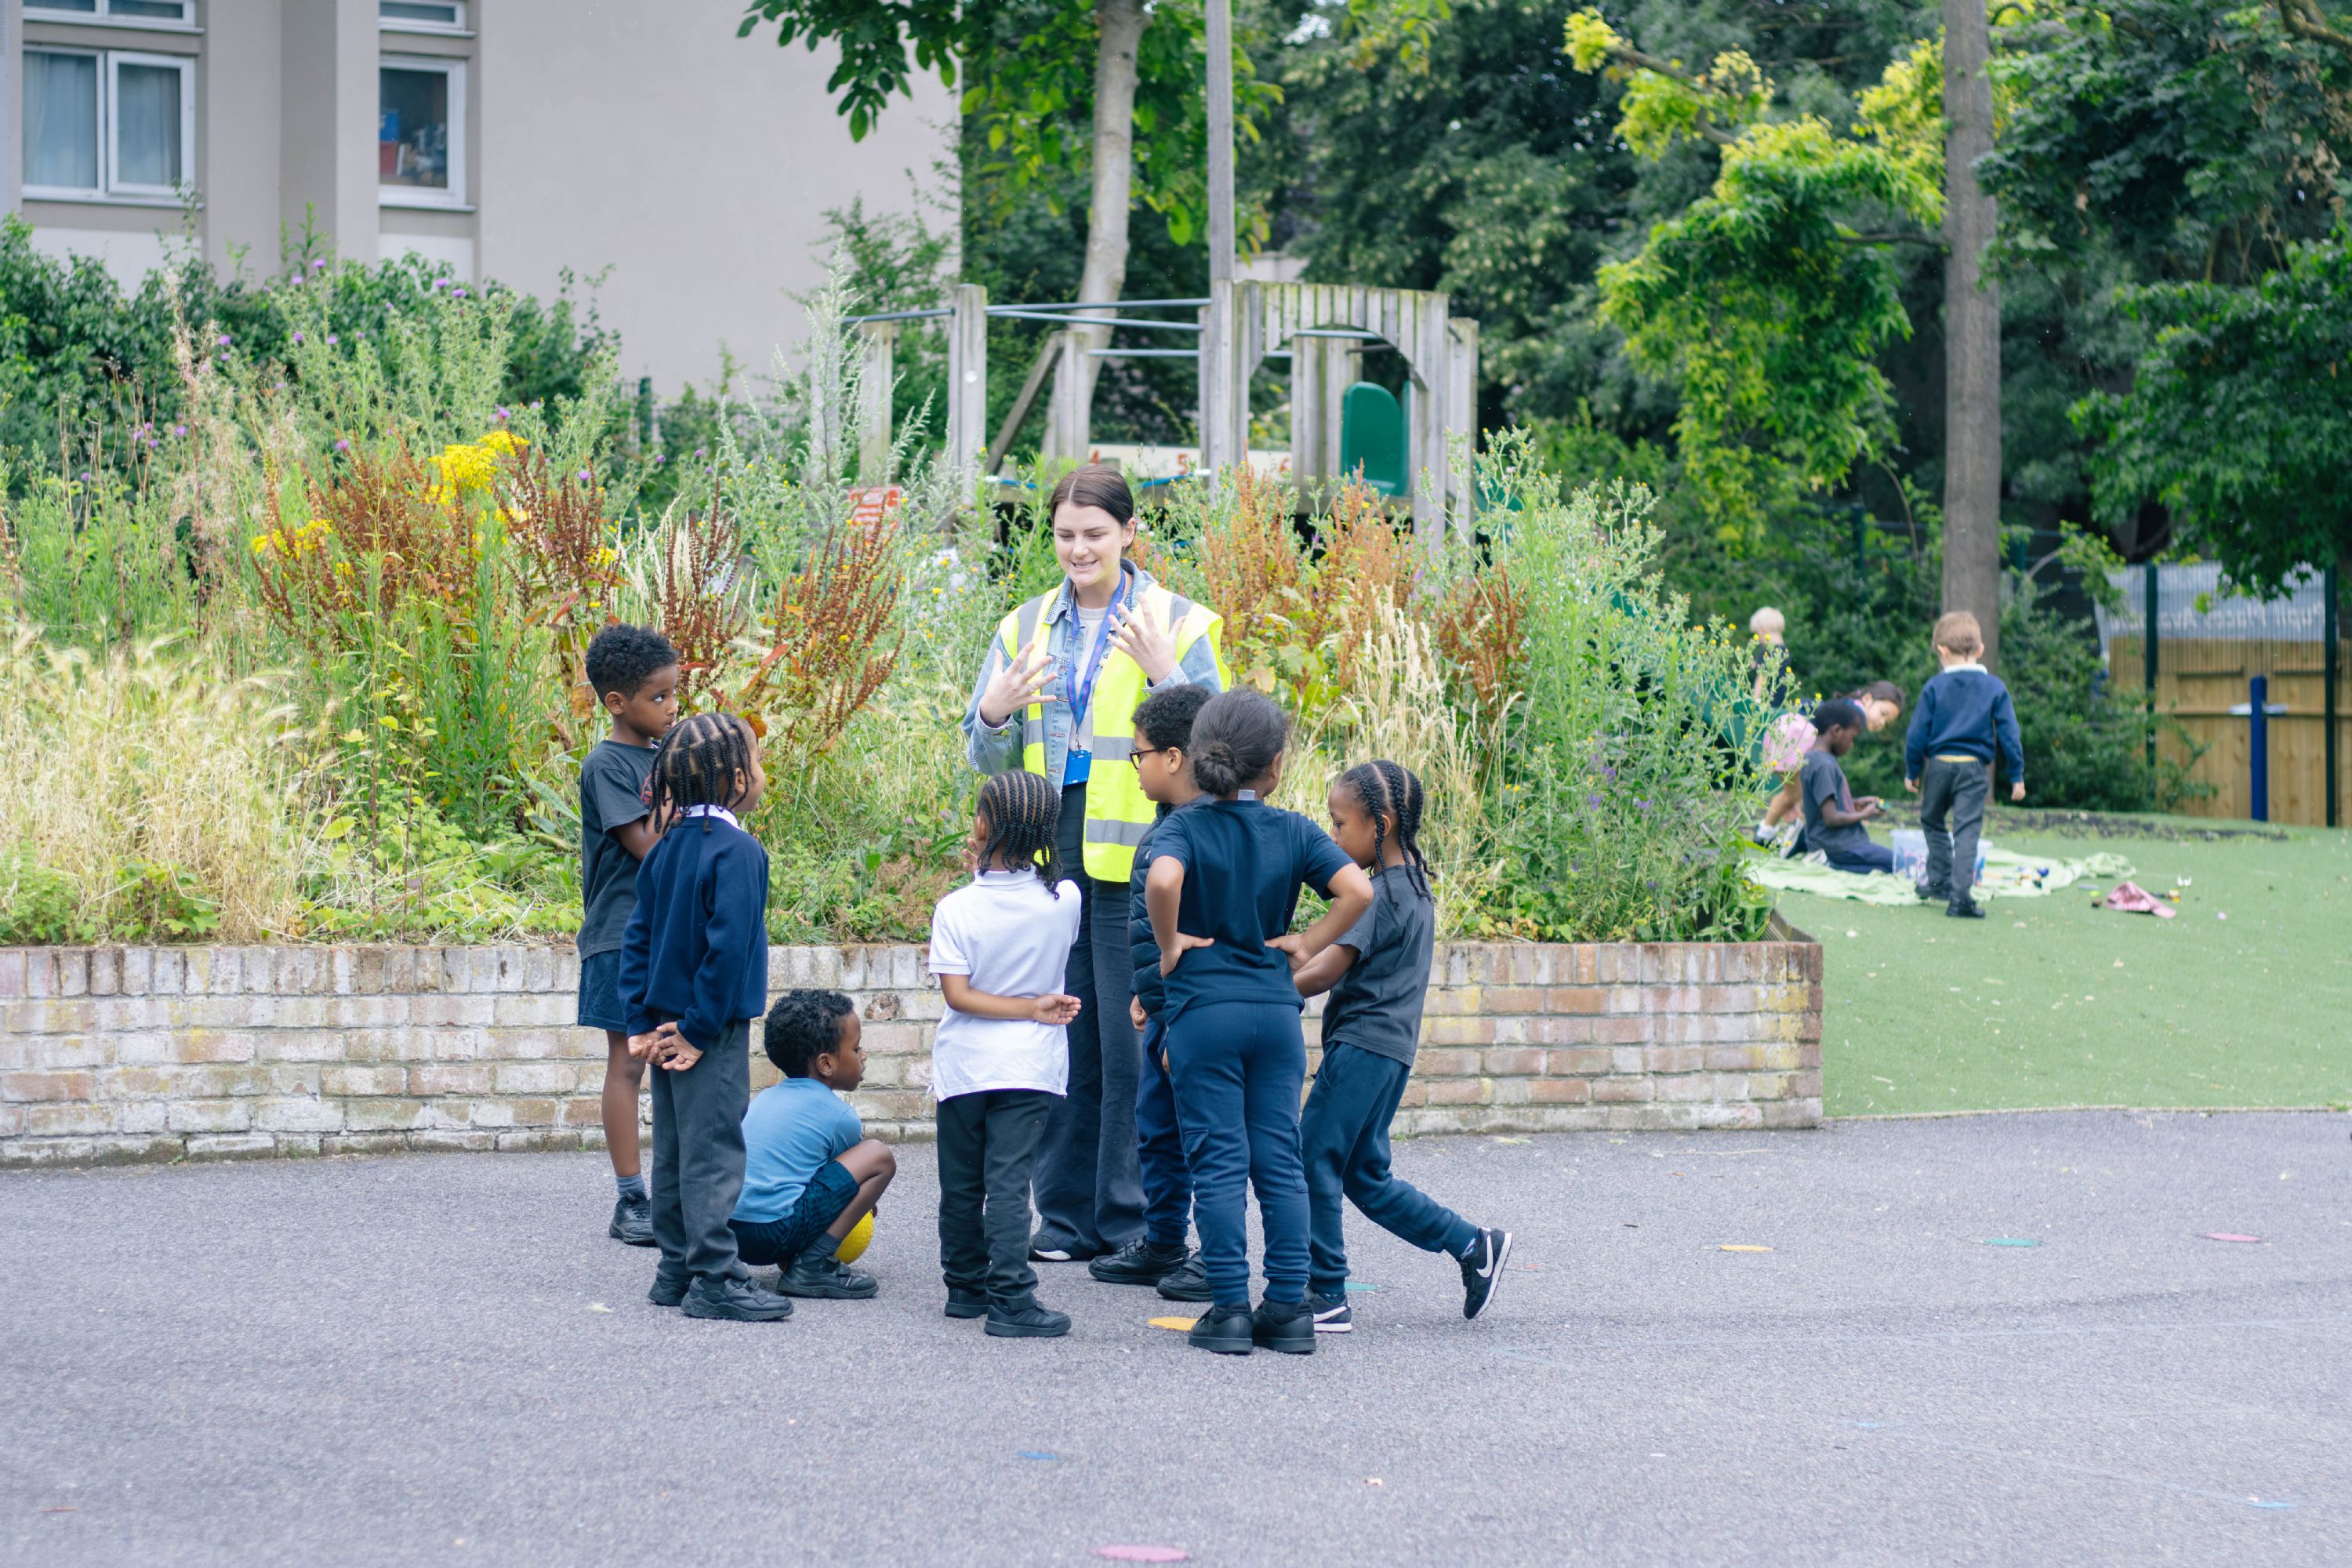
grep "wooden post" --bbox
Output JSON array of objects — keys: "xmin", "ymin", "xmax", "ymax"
[
  {"xmin": 1047, "ymin": 330, "xmax": 1092, "ymax": 463},
  {"xmin": 857, "ymin": 320, "xmax": 898, "ymax": 484},
  {"xmin": 1444, "ymin": 315, "xmax": 1479, "ymax": 534},
  {"xmin": 2327, "ymin": 564, "xmax": 2341, "ymax": 829},
  {"xmin": 1199, "ymin": 280, "xmax": 1240, "ymax": 475},
  {"xmin": 2143, "ymin": 561, "xmax": 2160, "ymax": 782},
  {"xmin": 1942, "ymin": 0, "xmax": 2004, "ymax": 670},
  {"xmin": 946, "ymin": 284, "xmax": 989, "ymax": 479},
  {"xmin": 1407, "ymin": 294, "xmax": 1450, "ymax": 535}
]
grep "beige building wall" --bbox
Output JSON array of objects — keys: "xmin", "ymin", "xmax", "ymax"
[{"xmin": 5, "ymin": 0, "xmax": 952, "ymax": 391}]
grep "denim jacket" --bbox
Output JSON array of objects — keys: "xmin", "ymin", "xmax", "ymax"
[{"xmin": 962, "ymin": 564, "xmax": 1225, "ymax": 785}]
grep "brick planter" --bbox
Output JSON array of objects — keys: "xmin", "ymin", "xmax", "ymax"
[{"xmin": 0, "ymin": 932, "xmax": 1822, "ymax": 1167}]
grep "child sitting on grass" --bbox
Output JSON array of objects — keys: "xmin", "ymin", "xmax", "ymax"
[
  {"xmin": 1798, "ymin": 699, "xmax": 1893, "ymax": 873},
  {"xmin": 731, "ymin": 989, "xmax": 898, "ymax": 1300}
]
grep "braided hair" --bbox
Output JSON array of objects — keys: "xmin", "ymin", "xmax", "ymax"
[
  {"xmin": 975, "ymin": 769, "xmax": 1065, "ymax": 895},
  {"xmin": 1338, "ymin": 758, "xmax": 1433, "ymax": 902},
  {"xmin": 648, "ymin": 710, "xmax": 758, "ymax": 833}
]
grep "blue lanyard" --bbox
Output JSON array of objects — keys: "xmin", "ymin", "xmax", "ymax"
[{"xmin": 1062, "ymin": 570, "xmax": 1131, "ymax": 723}]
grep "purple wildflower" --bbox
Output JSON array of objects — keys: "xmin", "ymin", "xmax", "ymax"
[
  {"xmin": 493, "ymin": 406, "xmax": 509, "ymax": 421},
  {"xmin": 433, "ymin": 278, "xmax": 450, "ymax": 290},
  {"xmin": 216, "ymin": 334, "xmax": 231, "ymax": 347},
  {"xmin": 1585, "ymin": 794, "xmax": 1602, "ymax": 808},
  {"xmin": 292, "ymin": 331, "xmax": 303, "ymax": 345},
  {"xmin": 172, "ymin": 424, "xmax": 187, "ymax": 437},
  {"xmin": 576, "ymin": 470, "xmax": 592, "ymax": 483},
  {"xmin": 334, "ymin": 438, "xmax": 350, "ymax": 452},
  {"xmin": 312, "ymin": 259, "xmax": 327, "ymax": 271},
  {"xmin": 452, "ymin": 288, "xmax": 466, "ymax": 298},
  {"xmin": 326, "ymin": 335, "xmax": 338, "ymax": 346}
]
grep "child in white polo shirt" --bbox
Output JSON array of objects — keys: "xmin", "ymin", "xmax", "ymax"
[{"xmin": 927, "ymin": 770, "xmax": 1083, "ymax": 1339}]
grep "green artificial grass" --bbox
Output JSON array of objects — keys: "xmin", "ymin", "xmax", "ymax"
[{"xmin": 1771, "ymin": 814, "xmax": 2352, "ymax": 1116}]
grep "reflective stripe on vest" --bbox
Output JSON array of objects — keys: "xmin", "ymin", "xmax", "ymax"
[{"xmin": 995, "ymin": 575, "xmax": 1226, "ymax": 882}]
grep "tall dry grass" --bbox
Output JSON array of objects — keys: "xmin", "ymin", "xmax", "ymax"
[{"xmin": 0, "ymin": 630, "xmax": 310, "ymax": 940}]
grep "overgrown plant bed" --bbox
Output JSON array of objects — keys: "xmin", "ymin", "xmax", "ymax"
[{"xmin": 0, "ymin": 931, "xmax": 1824, "ymax": 1167}]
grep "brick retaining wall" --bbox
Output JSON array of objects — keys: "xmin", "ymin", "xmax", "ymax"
[{"xmin": 0, "ymin": 937, "xmax": 1823, "ymax": 1166}]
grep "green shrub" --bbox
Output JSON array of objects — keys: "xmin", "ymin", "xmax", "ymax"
[{"xmin": 0, "ymin": 852, "xmax": 93, "ymax": 945}]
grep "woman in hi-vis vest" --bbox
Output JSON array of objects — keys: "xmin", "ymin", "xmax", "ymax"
[{"xmin": 962, "ymin": 464, "xmax": 1227, "ymax": 1267}]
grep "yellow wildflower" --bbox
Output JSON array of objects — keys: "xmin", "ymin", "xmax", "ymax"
[
  {"xmin": 478, "ymin": 428, "xmax": 524, "ymax": 456},
  {"xmin": 435, "ymin": 441, "xmax": 499, "ymax": 493}
]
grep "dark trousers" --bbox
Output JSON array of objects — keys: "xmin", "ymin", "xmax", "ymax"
[
  {"xmin": 1032, "ymin": 782, "xmax": 1144, "ymax": 1255},
  {"xmin": 937, "ymin": 1087, "xmax": 1054, "ymax": 1304},
  {"xmin": 1301, "ymin": 1042, "xmax": 1477, "ymax": 1297},
  {"xmin": 1166, "ymin": 999, "xmax": 1310, "ymax": 1308},
  {"xmin": 1919, "ymin": 756, "xmax": 1991, "ymax": 905},
  {"xmin": 1824, "ymin": 841, "xmax": 1896, "ymax": 875},
  {"xmin": 1134, "ymin": 1016, "xmax": 1192, "ymax": 1248},
  {"xmin": 648, "ymin": 1016, "xmax": 751, "ymax": 1285}
]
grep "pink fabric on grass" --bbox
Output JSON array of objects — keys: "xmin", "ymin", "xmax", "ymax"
[{"xmin": 2102, "ymin": 881, "xmax": 2176, "ymax": 918}]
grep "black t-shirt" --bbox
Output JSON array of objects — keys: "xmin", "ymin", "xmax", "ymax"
[
  {"xmin": 1798, "ymin": 749, "xmax": 1871, "ymax": 858},
  {"xmin": 1152, "ymin": 797, "xmax": 1354, "ymax": 1022},
  {"xmin": 579, "ymin": 739, "xmax": 658, "ymax": 956},
  {"xmin": 1319, "ymin": 864, "xmax": 1436, "ymax": 1066}
]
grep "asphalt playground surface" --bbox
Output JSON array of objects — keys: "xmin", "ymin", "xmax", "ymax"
[{"xmin": 7, "ymin": 1112, "xmax": 2348, "ymax": 1566}]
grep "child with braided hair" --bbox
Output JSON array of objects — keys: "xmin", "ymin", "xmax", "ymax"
[
  {"xmin": 1287, "ymin": 760, "xmax": 1514, "ymax": 1330},
  {"xmin": 928, "ymin": 770, "xmax": 1085, "ymax": 1338},
  {"xmin": 617, "ymin": 712, "xmax": 793, "ymax": 1322}
]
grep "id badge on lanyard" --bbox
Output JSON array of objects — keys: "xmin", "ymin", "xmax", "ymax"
[{"xmin": 1062, "ymin": 577, "xmax": 1129, "ymax": 786}]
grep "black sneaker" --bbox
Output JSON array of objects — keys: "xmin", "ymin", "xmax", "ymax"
[
  {"xmin": 1302, "ymin": 1290, "xmax": 1353, "ymax": 1334},
  {"xmin": 1250, "ymin": 1298, "xmax": 1318, "ymax": 1356},
  {"xmin": 648, "ymin": 1268, "xmax": 689, "ymax": 1308},
  {"xmin": 1915, "ymin": 882, "xmax": 1951, "ymax": 904},
  {"xmin": 1156, "ymin": 1253, "xmax": 1212, "ymax": 1302},
  {"xmin": 1947, "ymin": 898, "xmax": 1986, "ymax": 920},
  {"xmin": 1029, "ymin": 1232, "xmax": 1091, "ymax": 1263},
  {"xmin": 778, "ymin": 1254, "xmax": 878, "ymax": 1299},
  {"xmin": 985, "ymin": 1295, "xmax": 1072, "ymax": 1338},
  {"xmin": 1459, "ymin": 1227, "xmax": 1513, "ymax": 1320},
  {"xmin": 944, "ymin": 1287, "xmax": 989, "ymax": 1319},
  {"xmin": 1187, "ymin": 1303, "xmax": 1255, "ymax": 1356},
  {"xmin": 1089, "ymin": 1237, "xmax": 1191, "ymax": 1285},
  {"xmin": 681, "ymin": 1275, "xmax": 794, "ymax": 1321},
  {"xmin": 608, "ymin": 1195, "xmax": 655, "ymax": 1247}
]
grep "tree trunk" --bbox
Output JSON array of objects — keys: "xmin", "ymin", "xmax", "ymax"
[
  {"xmin": 1044, "ymin": 0, "xmax": 1147, "ymax": 460},
  {"xmin": 1942, "ymin": 0, "xmax": 2002, "ymax": 668}
]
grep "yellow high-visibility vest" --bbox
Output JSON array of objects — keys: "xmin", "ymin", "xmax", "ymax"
[{"xmin": 996, "ymin": 572, "xmax": 1225, "ymax": 882}]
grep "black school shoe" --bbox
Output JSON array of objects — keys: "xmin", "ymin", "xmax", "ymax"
[
  {"xmin": 779, "ymin": 1254, "xmax": 879, "ymax": 1299},
  {"xmin": 1947, "ymin": 898, "xmax": 1987, "ymax": 920},
  {"xmin": 1155, "ymin": 1253, "xmax": 1212, "ymax": 1302},
  {"xmin": 1250, "ymin": 1299, "xmax": 1318, "ymax": 1355},
  {"xmin": 608, "ymin": 1195, "xmax": 655, "ymax": 1247},
  {"xmin": 1459, "ymin": 1228, "xmax": 1513, "ymax": 1320},
  {"xmin": 985, "ymin": 1295, "xmax": 1073, "ymax": 1338},
  {"xmin": 1090, "ymin": 1237, "xmax": 1192, "ymax": 1285},
  {"xmin": 648, "ymin": 1268, "xmax": 689, "ymax": 1308},
  {"xmin": 681, "ymin": 1276, "xmax": 795, "ymax": 1322},
  {"xmin": 1915, "ymin": 881, "xmax": 1951, "ymax": 904},
  {"xmin": 944, "ymin": 1288, "xmax": 989, "ymax": 1319},
  {"xmin": 1187, "ymin": 1303, "xmax": 1256, "ymax": 1356},
  {"xmin": 1301, "ymin": 1290, "xmax": 1353, "ymax": 1334}
]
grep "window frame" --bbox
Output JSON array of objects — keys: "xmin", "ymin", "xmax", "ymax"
[
  {"xmin": 24, "ymin": 0, "xmax": 199, "ymax": 31},
  {"xmin": 378, "ymin": 2, "xmax": 469, "ymax": 37},
  {"xmin": 376, "ymin": 54, "xmax": 467, "ymax": 210},
  {"xmin": 20, "ymin": 47, "xmax": 103, "ymax": 199},
  {"xmin": 103, "ymin": 49, "xmax": 196, "ymax": 199}
]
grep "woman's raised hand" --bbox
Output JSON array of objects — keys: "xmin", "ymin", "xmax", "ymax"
[
  {"xmin": 978, "ymin": 635, "xmax": 1059, "ymax": 729},
  {"xmin": 1109, "ymin": 596, "xmax": 1179, "ymax": 685}
]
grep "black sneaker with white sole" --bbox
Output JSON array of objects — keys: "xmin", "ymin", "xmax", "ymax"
[
  {"xmin": 680, "ymin": 1275, "xmax": 794, "ymax": 1322},
  {"xmin": 608, "ymin": 1195, "xmax": 655, "ymax": 1247},
  {"xmin": 1458, "ymin": 1227, "xmax": 1513, "ymax": 1320},
  {"xmin": 1301, "ymin": 1290, "xmax": 1352, "ymax": 1333}
]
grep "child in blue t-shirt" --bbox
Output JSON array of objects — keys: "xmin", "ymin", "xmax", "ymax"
[
  {"xmin": 732, "ymin": 989, "xmax": 898, "ymax": 1300},
  {"xmin": 1145, "ymin": 690, "xmax": 1374, "ymax": 1356}
]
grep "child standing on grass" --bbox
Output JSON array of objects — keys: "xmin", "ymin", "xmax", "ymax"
[
  {"xmin": 731, "ymin": 989, "xmax": 898, "ymax": 1300},
  {"xmin": 1147, "ymin": 690, "xmax": 1374, "ymax": 1357},
  {"xmin": 1289, "ymin": 761, "xmax": 1513, "ymax": 1333},
  {"xmin": 1904, "ymin": 611, "xmax": 2027, "ymax": 919},
  {"xmin": 1089, "ymin": 682, "xmax": 1214, "ymax": 1301},
  {"xmin": 576, "ymin": 623, "xmax": 679, "ymax": 1248},
  {"xmin": 928, "ymin": 771, "xmax": 1085, "ymax": 1339},
  {"xmin": 619, "ymin": 712, "xmax": 793, "ymax": 1323},
  {"xmin": 1798, "ymin": 700, "xmax": 1893, "ymax": 873}
]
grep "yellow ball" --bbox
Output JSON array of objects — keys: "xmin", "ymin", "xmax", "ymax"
[{"xmin": 837, "ymin": 1210, "xmax": 875, "ymax": 1264}]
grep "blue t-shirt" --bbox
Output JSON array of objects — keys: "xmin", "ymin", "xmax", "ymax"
[
  {"xmin": 1152, "ymin": 797, "xmax": 1355, "ymax": 1021},
  {"xmin": 734, "ymin": 1076, "xmax": 863, "ymax": 1225}
]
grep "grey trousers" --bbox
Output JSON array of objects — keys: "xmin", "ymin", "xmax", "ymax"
[
  {"xmin": 1918, "ymin": 757, "xmax": 1991, "ymax": 907},
  {"xmin": 1031, "ymin": 782, "xmax": 1145, "ymax": 1254},
  {"xmin": 937, "ymin": 1088, "xmax": 1054, "ymax": 1303},
  {"xmin": 648, "ymin": 1016, "xmax": 752, "ymax": 1285}
]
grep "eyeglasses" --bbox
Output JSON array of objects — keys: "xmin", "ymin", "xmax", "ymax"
[{"xmin": 1127, "ymin": 745, "xmax": 1169, "ymax": 768}]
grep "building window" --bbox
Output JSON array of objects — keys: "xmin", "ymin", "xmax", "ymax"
[
  {"xmin": 380, "ymin": 2, "xmax": 466, "ymax": 32},
  {"xmin": 379, "ymin": 58, "xmax": 464, "ymax": 207},
  {"xmin": 22, "ymin": 48, "xmax": 192, "ymax": 200},
  {"xmin": 25, "ymin": 1, "xmax": 197, "ymax": 24}
]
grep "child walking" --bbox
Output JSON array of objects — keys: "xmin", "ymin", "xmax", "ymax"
[
  {"xmin": 1904, "ymin": 612, "xmax": 2026, "ymax": 918},
  {"xmin": 618, "ymin": 712, "xmax": 793, "ymax": 1323},
  {"xmin": 1146, "ymin": 690, "xmax": 1374, "ymax": 1356},
  {"xmin": 1088, "ymin": 683, "xmax": 1214, "ymax": 1299},
  {"xmin": 576, "ymin": 624, "xmax": 680, "ymax": 1246},
  {"xmin": 928, "ymin": 771, "xmax": 1085, "ymax": 1338},
  {"xmin": 731, "ymin": 989, "xmax": 898, "ymax": 1299},
  {"xmin": 1290, "ymin": 761, "xmax": 1512, "ymax": 1331}
]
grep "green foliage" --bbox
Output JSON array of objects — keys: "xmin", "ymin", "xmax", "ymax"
[{"xmin": 0, "ymin": 851, "xmax": 95, "ymax": 945}]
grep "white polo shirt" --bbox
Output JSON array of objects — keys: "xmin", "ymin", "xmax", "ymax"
[{"xmin": 927, "ymin": 869, "xmax": 1083, "ymax": 1100}]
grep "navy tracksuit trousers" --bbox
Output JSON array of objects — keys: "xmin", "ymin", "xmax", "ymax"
[
  {"xmin": 1301, "ymin": 1040, "xmax": 1476, "ymax": 1298},
  {"xmin": 1165, "ymin": 999, "xmax": 1310, "ymax": 1307},
  {"xmin": 1134, "ymin": 1017, "xmax": 1193, "ymax": 1248}
]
